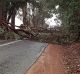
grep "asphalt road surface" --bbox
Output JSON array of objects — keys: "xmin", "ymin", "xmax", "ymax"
[{"xmin": 0, "ymin": 40, "xmax": 47, "ymax": 74}]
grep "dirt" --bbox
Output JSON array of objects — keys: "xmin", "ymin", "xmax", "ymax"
[
  {"xmin": 25, "ymin": 43, "xmax": 80, "ymax": 74},
  {"xmin": 63, "ymin": 43, "xmax": 80, "ymax": 74},
  {"xmin": 26, "ymin": 44, "xmax": 65, "ymax": 74}
]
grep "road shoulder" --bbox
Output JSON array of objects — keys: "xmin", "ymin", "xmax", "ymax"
[{"xmin": 26, "ymin": 44, "xmax": 65, "ymax": 74}]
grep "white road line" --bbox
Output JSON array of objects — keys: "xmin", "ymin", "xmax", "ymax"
[{"xmin": 0, "ymin": 40, "xmax": 22, "ymax": 47}]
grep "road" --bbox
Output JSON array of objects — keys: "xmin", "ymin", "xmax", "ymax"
[{"xmin": 0, "ymin": 40, "xmax": 47, "ymax": 74}]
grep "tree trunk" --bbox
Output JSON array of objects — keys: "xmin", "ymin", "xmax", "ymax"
[
  {"xmin": 0, "ymin": 0, "xmax": 7, "ymax": 27},
  {"xmin": 11, "ymin": 8, "xmax": 16, "ymax": 29},
  {"xmin": 0, "ymin": 1, "xmax": 3, "ymax": 21},
  {"xmin": 7, "ymin": 3, "xmax": 15, "ymax": 22},
  {"xmin": 22, "ymin": 6, "xmax": 27, "ymax": 26}
]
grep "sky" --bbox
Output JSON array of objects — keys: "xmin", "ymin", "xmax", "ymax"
[
  {"xmin": 45, "ymin": 5, "xmax": 61, "ymax": 28},
  {"xmin": 15, "ymin": 17, "xmax": 23, "ymax": 29},
  {"xmin": 45, "ymin": 14, "xmax": 60, "ymax": 28},
  {"xmin": 15, "ymin": 18, "xmax": 23, "ymax": 26}
]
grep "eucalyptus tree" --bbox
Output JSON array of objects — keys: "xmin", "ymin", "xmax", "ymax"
[
  {"xmin": 0, "ymin": 0, "xmax": 61, "ymax": 38},
  {"xmin": 0, "ymin": 0, "xmax": 33, "ymax": 37}
]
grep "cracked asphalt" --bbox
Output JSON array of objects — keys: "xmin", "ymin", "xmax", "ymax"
[{"xmin": 0, "ymin": 40, "xmax": 47, "ymax": 74}]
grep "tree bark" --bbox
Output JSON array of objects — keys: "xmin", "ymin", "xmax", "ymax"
[
  {"xmin": 0, "ymin": 0, "xmax": 7, "ymax": 27},
  {"xmin": 22, "ymin": 6, "xmax": 27, "ymax": 26},
  {"xmin": 0, "ymin": 1, "xmax": 3, "ymax": 25},
  {"xmin": 11, "ymin": 8, "xmax": 16, "ymax": 29}
]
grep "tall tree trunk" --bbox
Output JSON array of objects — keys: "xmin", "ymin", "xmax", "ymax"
[
  {"xmin": 22, "ymin": 6, "xmax": 27, "ymax": 26},
  {"xmin": 11, "ymin": 8, "xmax": 16, "ymax": 29},
  {"xmin": 0, "ymin": 1, "xmax": 3, "ymax": 25},
  {"xmin": 0, "ymin": 0, "xmax": 7, "ymax": 27},
  {"xmin": 7, "ymin": 3, "xmax": 15, "ymax": 22}
]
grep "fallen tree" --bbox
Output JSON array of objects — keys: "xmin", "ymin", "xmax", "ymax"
[{"xmin": 0, "ymin": 18, "xmax": 36, "ymax": 39}]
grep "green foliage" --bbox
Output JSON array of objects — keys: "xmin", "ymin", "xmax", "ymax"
[
  {"xmin": 48, "ymin": 0, "xmax": 80, "ymax": 42},
  {"xmin": 0, "ymin": 27, "xmax": 5, "ymax": 35},
  {"xmin": 2, "ymin": 0, "xmax": 80, "ymax": 42}
]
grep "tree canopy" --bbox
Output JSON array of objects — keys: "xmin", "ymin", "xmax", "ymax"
[
  {"xmin": 0, "ymin": 0, "xmax": 80, "ymax": 41},
  {"xmin": 46, "ymin": 0, "xmax": 80, "ymax": 41}
]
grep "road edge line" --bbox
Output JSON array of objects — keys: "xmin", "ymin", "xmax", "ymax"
[
  {"xmin": 0, "ymin": 40, "xmax": 22, "ymax": 47},
  {"xmin": 24, "ymin": 43, "xmax": 49, "ymax": 74}
]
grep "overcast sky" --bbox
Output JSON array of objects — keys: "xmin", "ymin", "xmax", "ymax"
[{"xmin": 45, "ymin": 14, "xmax": 60, "ymax": 28}]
